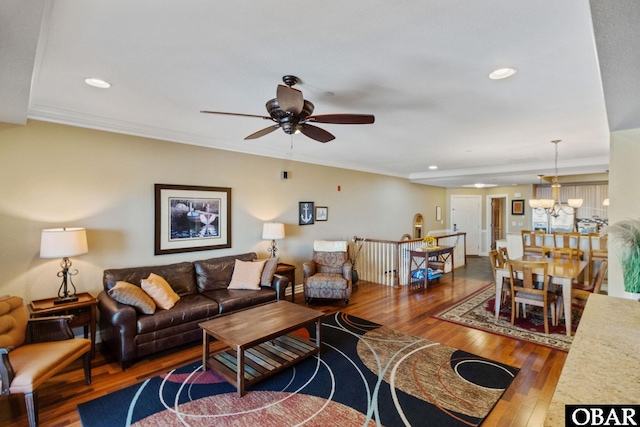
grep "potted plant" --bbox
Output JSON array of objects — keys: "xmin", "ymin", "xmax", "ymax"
[{"xmin": 602, "ymin": 217, "xmax": 640, "ymax": 294}]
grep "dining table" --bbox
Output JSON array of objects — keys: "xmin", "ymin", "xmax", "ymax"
[{"xmin": 494, "ymin": 255, "xmax": 588, "ymax": 336}]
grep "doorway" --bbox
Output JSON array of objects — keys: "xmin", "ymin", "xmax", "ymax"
[
  {"xmin": 451, "ymin": 196, "xmax": 481, "ymax": 255},
  {"xmin": 488, "ymin": 195, "xmax": 507, "ymax": 250}
]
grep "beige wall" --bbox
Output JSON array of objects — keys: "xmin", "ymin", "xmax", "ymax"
[
  {"xmin": 0, "ymin": 120, "xmax": 445, "ymax": 301},
  {"xmin": 608, "ymin": 127, "xmax": 640, "ymax": 299}
]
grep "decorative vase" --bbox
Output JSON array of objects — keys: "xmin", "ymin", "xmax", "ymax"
[{"xmin": 352, "ymin": 269, "xmax": 359, "ymax": 284}]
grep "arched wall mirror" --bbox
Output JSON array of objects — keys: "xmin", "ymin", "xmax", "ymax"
[{"xmin": 413, "ymin": 213, "xmax": 423, "ymax": 239}]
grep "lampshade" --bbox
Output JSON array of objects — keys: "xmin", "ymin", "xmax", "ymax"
[
  {"xmin": 603, "ymin": 198, "xmax": 610, "ymax": 206},
  {"xmin": 40, "ymin": 228, "xmax": 89, "ymax": 258},
  {"xmin": 262, "ymin": 222, "xmax": 285, "ymax": 240}
]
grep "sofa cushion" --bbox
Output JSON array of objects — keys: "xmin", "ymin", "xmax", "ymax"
[
  {"xmin": 103, "ymin": 262, "xmax": 197, "ymax": 296},
  {"xmin": 228, "ymin": 259, "xmax": 266, "ymax": 290},
  {"xmin": 201, "ymin": 288, "xmax": 276, "ymax": 314},
  {"xmin": 141, "ymin": 274, "xmax": 180, "ymax": 310},
  {"xmin": 136, "ymin": 294, "xmax": 219, "ymax": 334},
  {"xmin": 194, "ymin": 253, "xmax": 256, "ymax": 292},
  {"xmin": 259, "ymin": 257, "xmax": 278, "ymax": 287},
  {"xmin": 108, "ymin": 281, "xmax": 156, "ymax": 314}
]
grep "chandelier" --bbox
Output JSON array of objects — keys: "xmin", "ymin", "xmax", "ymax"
[{"xmin": 528, "ymin": 140, "xmax": 583, "ymax": 218}]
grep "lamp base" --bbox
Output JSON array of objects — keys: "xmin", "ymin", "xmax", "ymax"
[{"xmin": 54, "ymin": 295, "xmax": 79, "ymax": 305}]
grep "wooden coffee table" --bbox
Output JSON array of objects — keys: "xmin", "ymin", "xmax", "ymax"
[{"xmin": 199, "ymin": 300, "xmax": 324, "ymax": 396}]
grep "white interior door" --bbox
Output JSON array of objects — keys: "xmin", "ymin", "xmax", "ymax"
[{"xmin": 451, "ymin": 195, "xmax": 481, "ymax": 255}]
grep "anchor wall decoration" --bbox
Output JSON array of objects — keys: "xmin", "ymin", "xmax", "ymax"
[{"xmin": 299, "ymin": 201, "xmax": 315, "ymax": 225}]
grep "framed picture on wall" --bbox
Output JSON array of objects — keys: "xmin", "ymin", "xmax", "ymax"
[
  {"xmin": 299, "ymin": 201, "xmax": 314, "ymax": 225},
  {"xmin": 512, "ymin": 199, "xmax": 525, "ymax": 215},
  {"xmin": 316, "ymin": 206, "xmax": 328, "ymax": 221},
  {"xmin": 155, "ymin": 184, "xmax": 231, "ymax": 254},
  {"xmin": 436, "ymin": 206, "xmax": 442, "ymax": 221}
]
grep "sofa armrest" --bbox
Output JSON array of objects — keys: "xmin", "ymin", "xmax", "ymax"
[
  {"xmin": 342, "ymin": 260, "xmax": 353, "ymax": 283},
  {"xmin": 303, "ymin": 261, "xmax": 317, "ymax": 279},
  {"xmin": 270, "ymin": 274, "xmax": 289, "ymax": 301},
  {"xmin": 98, "ymin": 291, "xmax": 137, "ymax": 330}
]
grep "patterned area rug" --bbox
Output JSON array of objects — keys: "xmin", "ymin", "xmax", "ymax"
[
  {"xmin": 434, "ymin": 285, "xmax": 580, "ymax": 352},
  {"xmin": 78, "ymin": 313, "xmax": 518, "ymax": 426}
]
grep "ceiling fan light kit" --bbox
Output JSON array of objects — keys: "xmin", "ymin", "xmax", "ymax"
[{"xmin": 201, "ymin": 75, "xmax": 374, "ymax": 143}]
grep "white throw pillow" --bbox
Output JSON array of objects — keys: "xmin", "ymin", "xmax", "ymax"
[{"xmin": 228, "ymin": 259, "xmax": 267, "ymax": 290}]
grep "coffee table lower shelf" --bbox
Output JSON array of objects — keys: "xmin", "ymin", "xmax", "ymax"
[{"xmin": 205, "ymin": 333, "xmax": 319, "ymax": 396}]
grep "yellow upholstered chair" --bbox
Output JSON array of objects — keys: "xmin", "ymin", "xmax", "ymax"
[
  {"xmin": 0, "ymin": 296, "xmax": 91, "ymax": 427},
  {"xmin": 508, "ymin": 260, "xmax": 558, "ymax": 334}
]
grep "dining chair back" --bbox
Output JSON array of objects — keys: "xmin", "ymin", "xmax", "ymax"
[
  {"xmin": 521, "ymin": 230, "xmax": 545, "ymax": 256},
  {"xmin": 508, "ymin": 260, "xmax": 558, "ymax": 334},
  {"xmin": 498, "ymin": 246, "xmax": 510, "ymax": 263},
  {"xmin": 558, "ymin": 260, "xmax": 609, "ymax": 320},
  {"xmin": 489, "ymin": 250, "xmax": 509, "ymax": 303},
  {"xmin": 553, "ymin": 231, "xmax": 584, "ymax": 259},
  {"xmin": 588, "ymin": 233, "xmax": 608, "ymax": 283}
]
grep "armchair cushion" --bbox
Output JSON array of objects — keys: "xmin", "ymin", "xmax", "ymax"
[{"xmin": 7, "ymin": 339, "xmax": 91, "ymax": 394}]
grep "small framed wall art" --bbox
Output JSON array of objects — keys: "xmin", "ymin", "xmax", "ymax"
[
  {"xmin": 511, "ymin": 199, "xmax": 525, "ymax": 215},
  {"xmin": 299, "ymin": 201, "xmax": 314, "ymax": 225},
  {"xmin": 316, "ymin": 206, "xmax": 328, "ymax": 221},
  {"xmin": 155, "ymin": 184, "xmax": 232, "ymax": 255}
]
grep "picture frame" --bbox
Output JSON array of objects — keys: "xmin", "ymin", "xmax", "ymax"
[
  {"xmin": 511, "ymin": 199, "xmax": 525, "ymax": 216},
  {"xmin": 316, "ymin": 206, "xmax": 328, "ymax": 221},
  {"xmin": 436, "ymin": 206, "xmax": 442, "ymax": 221},
  {"xmin": 299, "ymin": 201, "xmax": 314, "ymax": 225},
  {"xmin": 155, "ymin": 184, "xmax": 231, "ymax": 255}
]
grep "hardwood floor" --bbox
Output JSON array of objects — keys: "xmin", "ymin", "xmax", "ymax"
[{"xmin": 0, "ymin": 257, "xmax": 565, "ymax": 426}]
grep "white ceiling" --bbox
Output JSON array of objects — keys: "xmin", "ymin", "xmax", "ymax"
[{"xmin": 4, "ymin": 0, "xmax": 637, "ymax": 188}]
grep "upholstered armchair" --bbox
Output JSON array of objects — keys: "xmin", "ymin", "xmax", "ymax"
[
  {"xmin": 0, "ymin": 296, "xmax": 92, "ymax": 427},
  {"xmin": 303, "ymin": 241, "xmax": 352, "ymax": 305}
]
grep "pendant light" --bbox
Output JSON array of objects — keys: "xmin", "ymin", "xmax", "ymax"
[{"xmin": 528, "ymin": 140, "xmax": 583, "ymax": 218}]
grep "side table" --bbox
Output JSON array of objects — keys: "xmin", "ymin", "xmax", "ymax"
[
  {"xmin": 275, "ymin": 263, "xmax": 296, "ymax": 303},
  {"xmin": 28, "ymin": 292, "xmax": 98, "ymax": 358}
]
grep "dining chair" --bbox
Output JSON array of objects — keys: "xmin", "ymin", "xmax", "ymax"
[
  {"xmin": 508, "ymin": 260, "xmax": 558, "ymax": 334},
  {"xmin": 557, "ymin": 260, "xmax": 608, "ymax": 320},
  {"xmin": 489, "ymin": 250, "xmax": 509, "ymax": 303},
  {"xmin": 521, "ymin": 230, "xmax": 545, "ymax": 256},
  {"xmin": 498, "ymin": 246, "xmax": 510, "ymax": 263},
  {"xmin": 588, "ymin": 233, "xmax": 608, "ymax": 283},
  {"xmin": 553, "ymin": 231, "xmax": 584, "ymax": 259},
  {"xmin": 542, "ymin": 246, "xmax": 580, "ymax": 262}
]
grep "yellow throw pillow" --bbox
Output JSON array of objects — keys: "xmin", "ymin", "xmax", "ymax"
[
  {"xmin": 141, "ymin": 273, "xmax": 180, "ymax": 309},
  {"xmin": 228, "ymin": 259, "xmax": 267, "ymax": 290},
  {"xmin": 109, "ymin": 281, "xmax": 156, "ymax": 314}
]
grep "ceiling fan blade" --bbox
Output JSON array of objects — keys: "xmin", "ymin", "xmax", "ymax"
[
  {"xmin": 244, "ymin": 125, "xmax": 280, "ymax": 140},
  {"xmin": 307, "ymin": 114, "xmax": 375, "ymax": 124},
  {"xmin": 300, "ymin": 124, "xmax": 335, "ymax": 143},
  {"xmin": 201, "ymin": 110, "xmax": 271, "ymax": 120},
  {"xmin": 276, "ymin": 85, "xmax": 304, "ymax": 115}
]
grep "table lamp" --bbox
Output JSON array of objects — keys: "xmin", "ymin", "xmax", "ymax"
[
  {"xmin": 262, "ymin": 222, "xmax": 285, "ymax": 258},
  {"xmin": 40, "ymin": 227, "xmax": 89, "ymax": 304}
]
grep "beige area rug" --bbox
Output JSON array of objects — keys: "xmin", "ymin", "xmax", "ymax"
[{"xmin": 434, "ymin": 285, "xmax": 578, "ymax": 352}]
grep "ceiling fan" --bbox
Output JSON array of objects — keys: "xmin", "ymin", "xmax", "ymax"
[{"xmin": 201, "ymin": 75, "xmax": 375, "ymax": 143}]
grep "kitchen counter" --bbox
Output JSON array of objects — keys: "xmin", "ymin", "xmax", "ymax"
[{"xmin": 544, "ymin": 293, "xmax": 640, "ymax": 426}]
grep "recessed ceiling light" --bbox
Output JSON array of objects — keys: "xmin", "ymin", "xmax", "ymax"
[
  {"xmin": 489, "ymin": 67, "xmax": 517, "ymax": 80},
  {"xmin": 428, "ymin": 165, "xmax": 438, "ymax": 170},
  {"xmin": 85, "ymin": 78, "xmax": 111, "ymax": 88}
]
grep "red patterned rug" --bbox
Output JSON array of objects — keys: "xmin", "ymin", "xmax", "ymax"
[
  {"xmin": 434, "ymin": 285, "xmax": 580, "ymax": 351},
  {"xmin": 78, "ymin": 312, "xmax": 518, "ymax": 426}
]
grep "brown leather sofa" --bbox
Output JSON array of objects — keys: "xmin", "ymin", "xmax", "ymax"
[{"xmin": 97, "ymin": 252, "xmax": 288, "ymax": 369}]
